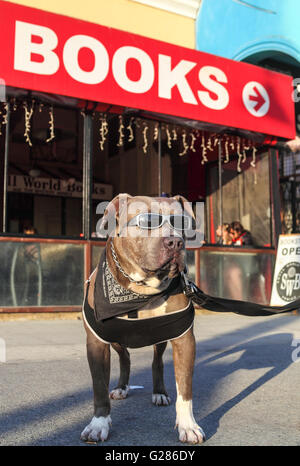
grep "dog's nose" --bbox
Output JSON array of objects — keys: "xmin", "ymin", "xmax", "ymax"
[{"xmin": 163, "ymin": 237, "xmax": 184, "ymax": 251}]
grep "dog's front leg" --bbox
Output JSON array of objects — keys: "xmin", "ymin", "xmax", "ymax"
[
  {"xmin": 171, "ymin": 328, "xmax": 205, "ymax": 444},
  {"xmin": 110, "ymin": 343, "xmax": 130, "ymax": 399},
  {"xmin": 81, "ymin": 328, "xmax": 112, "ymax": 443},
  {"xmin": 152, "ymin": 342, "xmax": 171, "ymax": 406}
]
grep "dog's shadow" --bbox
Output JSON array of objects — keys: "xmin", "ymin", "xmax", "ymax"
[{"xmin": 192, "ymin": 332, "xmax": 294, "ymax": 441}]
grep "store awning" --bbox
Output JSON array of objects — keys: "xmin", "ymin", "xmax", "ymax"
[{"xmin": 0, "ymin": 0, "xmax": 296, "ymax": 141}]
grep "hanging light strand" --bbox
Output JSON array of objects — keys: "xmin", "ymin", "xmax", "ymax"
[
  {"xmin": 224, "ymin": 136, "xmax": 230, "ymax": 163},
  {"xmin": 117, "ymin": 115, "xmax": 125, "ymax": 147},
  {"xmin": 251, "ymin": 146, "xmax": 257, "ymax": 167},
  {"xmin": 236, "ymin": 137, "xmax": 243, "ymax": 173},
  {"xmin": 179, "ymin": 129, "xmax": 189, "ymax": 156},
  {"xmin": 23, "ymin": 100, "xmax": 34, "ymax": 146},
  {"xmin": 201, "ymin": 132, "xmax": 208, "ymax": 164},
  {"xmin": 166, "ymin": 125, "xmax": 172, "ymax": 149},
  {"xmin": 126, "ymin": 117, "xmax": 134, "ymax": 142},
  {"xmin": 99, "ymin": 113, "xmax": 108, "ymax": 151},
  {"xmin": 46, "ymin": 105, "xmax": 55, "ymax": 143},
  {"xmin": 142, "ymin": 121, "xmax": 149, "ymax": 154},
  {"xmin": 190, "ymin": 132, "xmax": 196, "ymax": 152}
]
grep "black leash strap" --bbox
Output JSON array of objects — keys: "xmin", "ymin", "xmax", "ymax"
[{"xmin": 181, "ymin": 274, "xmax": 300, "ymax": 317}]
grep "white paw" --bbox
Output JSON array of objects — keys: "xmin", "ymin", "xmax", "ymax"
[
  {"xmin": 175, "ymin": 398, "xmax": 205, "ymax": 444},
  {"xmin": 177, "ymin": 423, "xmax": 206, "ymax": 444},
  {"xmin": 80, "ymin": 415, "xmax": 112, "ymax": 443},
  {"xmin": 109, "ymin": 385, "xmax": 129, "ymax": 400},
  {"xmin": 152, "ymin": 393, "xmax": 171, "ymax": 406}
]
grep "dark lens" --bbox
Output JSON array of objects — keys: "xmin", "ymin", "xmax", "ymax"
[
  {"xmin": 138, "ymin": 213, "xmax": 162, "ymax": 229},
  {"xmin": 171, "ymin": 215, "xmax": 191, "ymax": 230}
]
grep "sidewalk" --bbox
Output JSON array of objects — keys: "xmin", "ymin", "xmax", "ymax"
[{"xmin": 0, "ymin": 312, "xmax": 299, "ymax": 446}]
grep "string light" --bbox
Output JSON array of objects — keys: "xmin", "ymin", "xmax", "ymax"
[
  {"xmin": 117, "ymin": 115, "xmax": 125, "ymax": 147},
  {"xmin": 224, "ymin": 136, "xmax": 230, "ymax": 163},
  {"xmin": 23, "ymin": 100, "xmax": 34, "ymax": 146},
  {"xmin": 0, "ymin": 102, "xmax": 9, "ymax": 136},
  {"xmin": 201, "ymin": 132, "xmax": 208, "ymax": 164},
  {"xmin": 207, "ymin": 135, "xmax": 214, "ymax": 152},
  {"xmin": 172, "ymin": 127, "xmax": 177, "ymax": 141},
  {"xmin": 126, "ymin": 117, "xmax": 134, "ymax": 142},
  {"xmin": 190, "ymin": 132, "xmax": 196, "ymax": 152},
  {"xmin": 142, "ymin": 121, "xmax": 149, "ymax": 154},
  {"xmin": 153, "ymin": 122, "xmax": 159, "ymax": 142},
  {"xmin": 251, "ymin": 146, "xmax": 257, "ymax": 167},
  {"xmin": 99, "ymin": 113, "xmax": 108, "ymax": 151},
  {"xmin": 46, "ymin": 105, "xmax": 55, "ymax": 143},
  {"xmin": 237, "ymin": 137, "xmax": 242, "ymax": 173},
  {"xmin": 179, "ymin": 129, "xmax": 189, "ymax": 156},
  {"xmin": 166, "ymin": 125, "xmax": 172, "ymax": 149}
]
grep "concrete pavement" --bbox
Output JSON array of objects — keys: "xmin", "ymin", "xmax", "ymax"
[{"xmin": 0, "ymin": 312, "xmax": 300, "ymax": 446}]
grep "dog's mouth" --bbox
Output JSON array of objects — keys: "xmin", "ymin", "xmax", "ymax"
[{"xmin": 142, "ymin": 254, "xmax": 184, "ymax": 278}]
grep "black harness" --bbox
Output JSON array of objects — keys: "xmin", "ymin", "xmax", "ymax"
[{"xmin": 83, "ymin": 280, "xmax": 195, "ymax": 348}]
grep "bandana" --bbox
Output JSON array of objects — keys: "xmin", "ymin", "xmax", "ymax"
[{"xmin": 94, "ymin": 249, "xmax": 184, "ymax": 322}]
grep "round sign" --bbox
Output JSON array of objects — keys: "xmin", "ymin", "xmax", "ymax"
[
  {"xmin": 276, "ymin": 261, "xmax": 300, "ymax": 302},
  {"xmin": 242, "ymin": 81, "xmax": 270, "ymax": 117}
]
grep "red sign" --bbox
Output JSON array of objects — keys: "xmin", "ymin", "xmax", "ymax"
[{"xmin": 0, "ymin": 1, "xmax": 295, "ymax": 139}]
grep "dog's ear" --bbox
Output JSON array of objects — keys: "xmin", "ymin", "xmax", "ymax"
[
  {"xmin": 172, "ymin": 195, "xmax": 195, "ymax": 219},
  {"xmin": 172, "ymin": 194, "xmax": 204, "ymax": 248},
  {"xmin": 96, "ymin": 193, "xmax": 132, "ymax": 237}
]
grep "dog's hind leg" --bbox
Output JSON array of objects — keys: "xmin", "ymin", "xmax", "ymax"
[
  {"xmin": 171, "ymin": 328, "xmax": 205, "ymax": 444},
  {"xmin": 81, "ymin": 327, "xmax": 112, "ymax": 443},
  {"xmin": 152, "ymin": 342, "xmax": 171, "ymax": 406},
  {"xmin": 109, "ymin": 343, "xmax": 130, "ymax": 400}
]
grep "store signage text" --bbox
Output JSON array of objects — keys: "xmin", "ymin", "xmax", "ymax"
[
  {"xmin": 0, "ymin": 1, "xmax": 295, "ymax": 138},
  {"xmin": 7, "ymin": 175, "xmax": 113, "ymax": 200},
  {"xmin": 14, "ymin": 21, "xmax": 230, "ymax": 112},
  {"xmin": 271, "ymin": 235, "xmax": 300, "ymax": 305}
]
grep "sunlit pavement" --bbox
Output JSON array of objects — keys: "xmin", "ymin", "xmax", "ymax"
[{"xmin": 0, "ymin": 312, "xmax": 299, "ymax": 446}]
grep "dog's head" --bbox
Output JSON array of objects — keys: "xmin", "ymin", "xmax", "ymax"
[{"xmin": 98, "ymin": 194, "xmax": 196, "ymax": 289}]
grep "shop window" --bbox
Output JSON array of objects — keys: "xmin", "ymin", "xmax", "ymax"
[
  {"xmin": 207, "ymin": 151, "xmax": 272, "ymax": 247},
  {"xmin": 4, "ymin": 99, "xmax": 84, "ymax": 237},
  {"xmin": 279, "ymin": 147, "xmax": 300, "ymax": 234}
]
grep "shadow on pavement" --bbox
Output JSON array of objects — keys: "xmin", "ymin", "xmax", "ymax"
[{"xmin": 0, "ymin": 314, "xmax": 297, "ymax": 445}]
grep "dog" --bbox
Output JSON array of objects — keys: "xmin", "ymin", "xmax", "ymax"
[{"xmin": 80, "ymin": 194, "xmax": 205, "ymax": 444}]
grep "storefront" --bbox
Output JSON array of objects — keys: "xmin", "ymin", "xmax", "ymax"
[
  {"xmin": 195, "ymin": 0, "xmax": 300, "ymax": 303},
  {"xmin": 0, "ymin": 1, "xmax": 295, "ymax": 313}
]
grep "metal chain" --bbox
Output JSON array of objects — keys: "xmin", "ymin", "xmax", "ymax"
[{"xmin": 110, "ymin": 242, "xmax": 145, "ymax": 285}]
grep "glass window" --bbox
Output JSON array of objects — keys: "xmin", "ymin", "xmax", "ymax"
[
  {"xmin": 206, "ymin": 151, "xmax": 272, "ymax": 247},
  {"xmin": 4, "ymin": 99, "xmax": 84, "ymax": 237}
]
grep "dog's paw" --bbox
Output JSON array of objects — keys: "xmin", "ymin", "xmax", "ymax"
[
  {"xmin": 176, "ymin": 423, "xmax": 206, "ymax": 444},
  {"xmin": 80, "ymin": 415, "xmax": 112, "ymax": 443},
  {"xmin": 110, "ymin": 385, "xmax": 129, "ymax": 400},
  {"xmin": 152, "ymin": 393, "xmax": 171, "ymax": 406}
]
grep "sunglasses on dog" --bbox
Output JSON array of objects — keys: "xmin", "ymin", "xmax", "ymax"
[{"xmin": 127, "ymin": 213, "xmax": 195, "ymax": 231}]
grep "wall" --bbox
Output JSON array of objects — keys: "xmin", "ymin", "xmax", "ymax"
[
  {"xmin": 7, "ymin": 0, "xmax": 195, "ymax": 48},
  {"xmin": 196, "ymin": 0, "xmax": 300, "ymax": 63}
]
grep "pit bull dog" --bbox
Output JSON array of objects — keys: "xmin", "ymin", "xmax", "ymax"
[{"xmin": 80, "ymin": 194, "xmax": 205, "ymax": 444}]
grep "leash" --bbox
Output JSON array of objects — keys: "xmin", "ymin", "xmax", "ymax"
[{"xmin": 181, "ymin": 272, "xmax": 300, "ymax": 316}]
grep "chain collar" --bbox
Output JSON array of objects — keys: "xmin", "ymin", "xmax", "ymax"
[{"xmin": 110, "ymin": 241, "xmax": 146, "ymax": 286}]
